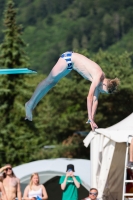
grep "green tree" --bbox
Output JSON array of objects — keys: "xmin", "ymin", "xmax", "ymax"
[
  {"xmin": 0, "ymin": 0, "xmax": 39, "ymax": 166},
  {"xmin": 0, "ymin": 0, "xmax": 89, "ymax": 165},
  {"xmin": 1, "ymin": 0, "xmax": 131, "ymax": 73},
  {"xmin": 0, "ymin": 0, "xmax": 29, "ymax": 69}
]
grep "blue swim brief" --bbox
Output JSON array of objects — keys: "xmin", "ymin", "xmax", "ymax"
[{"xmin": 60, "ymin": 51, "xmax": 73, "ymax": 71}]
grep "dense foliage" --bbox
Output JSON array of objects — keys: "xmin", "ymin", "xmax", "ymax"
[
  {"xmin": 0, "ymin": 0, "xmax": 133, "ymax": 166},
  {"xmin": 0, "ymin": 0, "xmax": 133, "ymax": 72}
]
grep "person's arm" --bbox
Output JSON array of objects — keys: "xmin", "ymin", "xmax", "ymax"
[
  {"xmin": 0, "ymin": 166, "xmax": 8, "ymax": 173},
  {"xmin": 129, "ymin": 138, "xmax": 133, "ymax": 162},
  {"xmin": 61, "ymin": 176, "xmax": 67, "ymax": 190},
  {"xmin": 91, "ymin": 87, "xmax": 100, "ymax": 121},
  {"xmin": 61, "ymin": 173, "xmax": 69, "ymax": 190},
  {"xmin": 23, "ymin": 185, "xmax": 30, "ymax": 200},
  {"xmin": 0, "ymin": 182, "xmax": 8, "ymax": 200},
  {"xmin": 0, "ymin": 167, "xmax": 4, "ymax": 173},
  {"xmin": 72, "ymin": 176, "xmax": 80, "ymax": 188},
  {"xmin": 16, "ymin": 178, "xmax": 22, "ymax": 200},
  {"xmin": 87, "ymin": 77, "xmax": 101, "ymax": 131},
  {"xmin": 41, "ymin": 185, "xmax": 48, "ymax": 200}
]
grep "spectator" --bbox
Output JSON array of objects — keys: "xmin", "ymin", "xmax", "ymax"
[
  {"xmin": 82, "ymin": 188, "xmax": 99, "ymax": 200},
  {"xmin": 0, "ymin": 164, "xmax": 21, "ymax": 200},
  {"xmin": 0, "ymin": 173, "xmax": 8, "ymax": 200},
  {"xmin": 23, "ymin": 173, "xmax": 48, "ymax": 200},
  {"xmin": 59, "ymin": 164, "xmax": 81, "ymax": 200},
  {"xmin": 127, "ymin": 138, "xmax": 133, "ymax": 168}
]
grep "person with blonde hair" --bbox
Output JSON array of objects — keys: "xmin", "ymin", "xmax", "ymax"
[
  {"xmin": 0, "ymin": 164, "xmax": 21, "ymax": 200},
  {"xmin": 25, "ymin": 51, "xmax": 120, "ymax": 131},
  {"xmin": 23, "ymin": 173, "xmax": 48, "ymax": 200}
]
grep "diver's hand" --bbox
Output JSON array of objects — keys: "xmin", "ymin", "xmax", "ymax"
[{"xmin": 86, "ymin": 119, "xmax": 98, "ymax": 131}]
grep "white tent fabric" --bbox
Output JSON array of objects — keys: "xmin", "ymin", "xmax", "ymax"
[
  {"xmin": 13, "ymin": 158, "xmax": 91, "ymax": 193},
  {"xmin": 83, "ymin": 113, "xmax": 133, "ymax": 200},
  {"xmin": 107, "ymin": 113, "xmax": 133, "ymax": 130}
]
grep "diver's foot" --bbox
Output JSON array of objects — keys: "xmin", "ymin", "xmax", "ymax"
[{"xmin": 25, "ymin": 102, "xmax": 33, "ymax": 121}]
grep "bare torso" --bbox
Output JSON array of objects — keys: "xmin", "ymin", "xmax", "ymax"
[
  {"xmin": 72, "ymin": 52, "xmax": 104, "ymax": 81},
  {"xmin": 3, "ymin": 177, "xmax": 18, "ymax": 200}
]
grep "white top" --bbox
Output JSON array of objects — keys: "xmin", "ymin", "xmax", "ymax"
[
  {"xmin": 28, "ymin": 187, "xmax": 42, "ymax": 198},
  {"xmin": 84, "ymin": 198, "xmax": 99, "ymax": 200}
]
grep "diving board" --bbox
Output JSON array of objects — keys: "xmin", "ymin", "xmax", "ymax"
[{"xmin": 0, "ymin": 68, "xmax": 37, "ymax": 74}]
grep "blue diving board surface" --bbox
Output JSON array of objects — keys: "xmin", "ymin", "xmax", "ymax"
[{"xmin": 0, "ymin": 68, "xmax": 37, "ymax": 74}]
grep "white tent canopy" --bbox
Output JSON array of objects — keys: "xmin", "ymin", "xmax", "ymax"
[
  {"xmin": 83, "ymin": 113, "xmax": 133, "ymax": 200},
  {"xmin": 13, "ymin": 158, "xmax": 91, "ymax": 193}
]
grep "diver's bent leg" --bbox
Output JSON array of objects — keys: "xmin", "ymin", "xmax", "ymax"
[
  {"xmin": 25, "ymin": 57, "xmax": 70, "ymax": 121},
  {"xmin": 32, "ymin": 76, "xmax": 59, "ymax": 109},
  {"xmin": 25, "ymin": 76, "xmax": 58, "ymax": 121}
]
